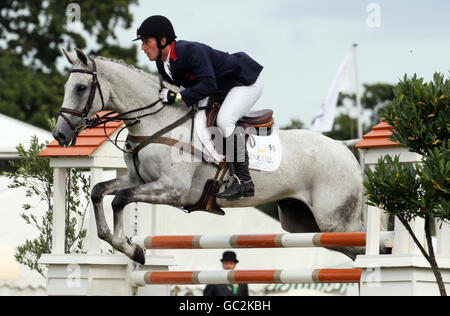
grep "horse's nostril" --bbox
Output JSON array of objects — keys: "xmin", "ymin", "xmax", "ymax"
[{"xmin": 56, "ymin": 132, "xmax": 66, "ymax": 144}]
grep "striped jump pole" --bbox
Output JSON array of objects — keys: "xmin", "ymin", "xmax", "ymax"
[
  {"xmin": 131, "ymin": 231, "xmax": 393, "ymax": 250},
  {"xmin": 130, "ymin": 269, "xmax": 362, "ymax": 286}
]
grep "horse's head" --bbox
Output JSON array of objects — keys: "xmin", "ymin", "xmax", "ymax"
[{"xmin": 53, "ymin": 48, "xmax": 110, "ymax": 147}]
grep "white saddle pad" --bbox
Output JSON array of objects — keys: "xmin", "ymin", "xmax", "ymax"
[{"xmin": 194, "ymin": 110, "xmax": 282, "ymax": 172}]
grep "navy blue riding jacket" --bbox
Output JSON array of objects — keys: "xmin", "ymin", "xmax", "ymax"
[{"xmin": 156, "ymin": 40, "xmax": 263, "ymax": 106}]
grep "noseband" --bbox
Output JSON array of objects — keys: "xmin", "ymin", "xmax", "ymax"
[{"xmin": 58, "ymin": 57, "xmax": 106, "ymax": 133}]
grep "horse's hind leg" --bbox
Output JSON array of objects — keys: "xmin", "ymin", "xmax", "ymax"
[
  {"xmin": 309, "ymin": 189, "xmax": 366, "ymax": 260},
  {"xmin": 91, "ymin": 175, "xmax": 140, "ymax": 247},
  {"xmin": 277, "ymin": 197, "xmax": 365, "ymax": 260},
  {"xmin": 309, "ymin": 187, "xmax": 364, "ymax": 232}
]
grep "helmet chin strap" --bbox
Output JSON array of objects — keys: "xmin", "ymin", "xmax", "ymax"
[
  {"xmin": 157, "ymin": 48, "xmax": 163, "ymax": 61},
  {"xmin": 157, "ymin": 38, "xmax": 170, "ymax": 61}
]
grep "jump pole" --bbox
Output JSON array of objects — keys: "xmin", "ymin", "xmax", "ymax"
[
  {"xmin": 131, "ymin": 231, "xmax": 393, "ymax": 250},
  {"xmin": 130, "ymin": 269, "xmax": 362, "ymax": 286}
]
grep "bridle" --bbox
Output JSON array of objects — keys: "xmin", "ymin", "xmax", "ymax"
[
  {"xmin": 58, "ymin": 57, "xmax": 165, "ymax": 135},
  {"xmin": 58, "ymin": 57, "xmax": 106, "ymax": 133}
]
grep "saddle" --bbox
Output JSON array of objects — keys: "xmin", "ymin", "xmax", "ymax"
[{"xmin": 206, "ymin": 107, "xmax": 275, "ymax": 136}]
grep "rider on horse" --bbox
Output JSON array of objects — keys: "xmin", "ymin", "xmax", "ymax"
[{"xmin": 134, "ymin": 15, "xmax": 263, "ymax": 200}]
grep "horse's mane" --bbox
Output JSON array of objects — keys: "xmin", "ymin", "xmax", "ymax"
[
  {"xmin": 96, "ymin": 56, "xmax": 160, "ymax": 84},
  {"xmin": 96, "ymin": 56, "xmax": 179, "ymax": 90}
]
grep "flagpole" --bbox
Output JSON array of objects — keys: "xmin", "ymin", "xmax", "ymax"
[
  {"xmin": 353, "ymin": 43, "xmax": 364, "ymax": 168},
  {"xmin": 353, "ymin": 43, "xmax": 363, "ymax": 140},
  {"xmin": 353, "ymin": 43, "xmax": 366, "ymax": 226}
]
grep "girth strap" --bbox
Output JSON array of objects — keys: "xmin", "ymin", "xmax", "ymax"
[
  {"xmin": 126, "ymin": 108, "xmax": 204, "ymax": 183},
  {"xmin": 127, "ymin": 109, "xmax": 198, "ymax": 160},
  {"xmin": 127, "ymin": 135, "xmax": 209, "ymax": 162}
]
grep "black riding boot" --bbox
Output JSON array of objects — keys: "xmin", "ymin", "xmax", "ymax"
[{"xmin": 217, "ymin": 128, "xmax": 254, "ymax": 200}]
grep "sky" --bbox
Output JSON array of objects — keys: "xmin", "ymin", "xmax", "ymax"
[{"xmin": 109, "ymin": 0, "xmax": 450, "ymax": 128}]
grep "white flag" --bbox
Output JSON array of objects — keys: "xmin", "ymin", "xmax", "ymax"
[{"xmin": 312, "ymin": 51, "xmax": 352, "ymax": 133}]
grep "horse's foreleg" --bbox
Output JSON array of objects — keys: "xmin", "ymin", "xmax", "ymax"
[
  {"xmin": 111, "ymin": 180, "xmax": 183, "ymax": 264},
  {"xmin": 91, "ymin": 175, "xmax": 141, "ymax": 246}
]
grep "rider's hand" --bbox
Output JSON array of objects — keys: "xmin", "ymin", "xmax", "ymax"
[{"xmin": 159, "ymin": 88, "xmax": 177, "ymax": 104}]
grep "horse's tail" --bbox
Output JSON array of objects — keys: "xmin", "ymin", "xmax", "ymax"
[{"xmin": 341, "ymin": 139, "xmax": 361, "ymax": 149}]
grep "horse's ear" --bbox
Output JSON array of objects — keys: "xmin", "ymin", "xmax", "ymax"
[
  {"xmin": 62, "ymin": 49, "xmax": 76, "ymax": 65},
  {"xmin": 75, "ymin": 48, "xmax": 89, "ymax": 66}
]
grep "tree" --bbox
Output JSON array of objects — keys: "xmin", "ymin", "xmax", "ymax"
[
  {"xmin": 318, "ymin": 83, "xmax": 396, "ymax": 161},
  {"xmin": 0, "ymin": 0, "xmax": 138, "ymax": 71},
  {"xmin": 324, "ymin": 113, "xmax": 359, "ymax": 141},
  {"xmin": 0, "ymin": 1, "xmax": 139, "ymax": 129},
  {"xmin": 364, "ymin": 73, "xmax": 449, "ymax": 296},
  {"xmin": 337, "ymin": 83, "xmax": 395, "ymax": 134},
  {"xmin": 323, "ymin": 83, "xmax": 395, "ymax": 141},
  {"xmin": 3, "ymin": 135, "xmax": 90, "ymax": 277},
  {"xmin": 0, "ymin": 51, "xmax": 66, "ymax": 129},
  {"xmin": 281, "ymin": 118, "xmax": 305, "ymax": 130}
]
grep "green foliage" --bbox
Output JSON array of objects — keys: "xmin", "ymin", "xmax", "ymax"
[
  {"xmin": 0, "ymin": 0, "xmax": 139, "ymax": 129},
  {"xmin": 3, "ymin": 136, "xmax": 90, "ymax": 277},
  {"xmin": 0, "ymin": 52, "xmax": 66, "ymax": 129},
  {"xmin": 365, "ymin": 73, "xmax": 449, "ymax": 222},
  {"xmin": 365, "ymin": 155, "xmax": 428, "ymax": 222},
  {"xmin": 91, "ymin": 44, "xmax": 140, "ymax": 70},
  {"xmin": 5, "ymin": 136, "xmax": 54, "ymax": 195},
  {"xmin": 381, "ymin": 73, "xmax": 449, "ymax": 156},
  {"xmin": 338, "ymin": 83, "xmax": 395, "ymax": 130},
  {"xmin": 0, "ymin": 0, "xmax": 138, "ymax": 71},
  {"xmin": 281, "ymin": 118, "xmax": 305, "ymax": 130},
  {"xmin": 360, "ymin": 83, "xmax": 396, "ymax": 126},
  {"xmin": 324, "ymin": 114, "xmax": 358, "ymax": 140},
  {"xmin": 14, "ymin": 213, "xmax": 53, "ymax": 276},
  {"xmin": 417, "ymin": 145, "xmax": 450, "ymax": 219},
  {"xmin": 331, "ymin": 83, "xmax": 395, "ymax": 142}
]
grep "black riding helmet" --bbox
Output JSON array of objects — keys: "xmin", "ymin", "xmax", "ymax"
[{"xmin": 133, "ymin": 15, "xmax": 177, "ymax": 50}]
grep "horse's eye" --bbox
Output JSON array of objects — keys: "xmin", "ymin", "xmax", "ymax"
[{"xmin": 77, "ymin": 85, "xmax": 87, "ymax": 92}]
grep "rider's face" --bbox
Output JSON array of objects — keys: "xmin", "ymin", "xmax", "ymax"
[{"xmin": 141, "ymin": 37, "xmax": 159, "ymax": 61}]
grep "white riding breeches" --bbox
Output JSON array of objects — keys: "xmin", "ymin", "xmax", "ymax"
[{"xmin": 199, "ymin": 75, "xmax": 263, "ymax": 138}]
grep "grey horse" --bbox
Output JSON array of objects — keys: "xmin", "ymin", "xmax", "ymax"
[{"xmin": 53, "ymin": 49, "xmax": 369, "ymax": 264}]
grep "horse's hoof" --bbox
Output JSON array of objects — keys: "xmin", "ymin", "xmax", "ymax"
[{"xmin": 132, "ymin": 244, "xmax": 146, "ymax": 265}]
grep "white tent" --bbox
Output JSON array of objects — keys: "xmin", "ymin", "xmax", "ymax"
[
  {"xmin": 0, "ymin": 114, "xmax": 51, "ymax": 295},
  {"xmin": 0, "ymin": 177, "xmax": 47, "ymax": 296},
  {"xmin": 0, "ymin": 113, "xmax": 53, "ymax": 159}
]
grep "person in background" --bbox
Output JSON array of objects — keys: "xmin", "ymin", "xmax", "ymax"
[{"xmin": 203, "ymin": 251, "xmax": 249, "ymax": 296}]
